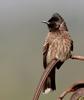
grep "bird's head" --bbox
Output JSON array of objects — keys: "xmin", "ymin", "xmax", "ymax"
[{"xmin": 42, "ymin": 13, "xmax": 68, "ymax": 32}]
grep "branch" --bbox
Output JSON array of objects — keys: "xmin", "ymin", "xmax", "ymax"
[
  {"xmin": 71, "ymin": 55, "xmax": 84, "ymax": 61},
  {"xmin": 57, "ymin": 81, "xmax": 84, "ymax": 100},
  {"xmin": 33, "ymin": 59, "xmax": 58, "ymax": 100},
  {"xmin": 70, "ymin": 88, "xmax": 84, "ymax": 100},
  {"xmin": 33, "ymin": 55, "xmax": 84, "ymax": 100}
]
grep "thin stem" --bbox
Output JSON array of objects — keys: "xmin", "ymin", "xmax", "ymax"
[
  {"xmin": 33, "ymin": 55, "xmax": 84, "ymax": 100},
  {"xmin": 57, "ymin": 81, "xmax": 84, "ymax": 100},
  {"xmin": 33, "ymin": 59, "xmax": 58, "ymax": 100},
  {"xmin": 71, "ymin": 55, "xmax": 84, "ymax": 61}
]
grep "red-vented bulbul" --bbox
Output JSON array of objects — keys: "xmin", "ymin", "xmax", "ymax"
[{"xmin": 42, "ymin": 13, "xmax": 73, "ymax": 94}]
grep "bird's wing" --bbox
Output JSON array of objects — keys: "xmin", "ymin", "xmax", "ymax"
[
  {"xmin": 43, "ymin": 43, "xmax": 49, "ymax": 68},
  {"xmin": 71, "ymin": 40, "xmax": 73, "ymax": 51}
]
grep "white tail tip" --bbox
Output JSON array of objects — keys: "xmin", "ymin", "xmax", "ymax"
[{"xmin": 43, "ymin": 88, "xmax": 52, "ymax": 94}]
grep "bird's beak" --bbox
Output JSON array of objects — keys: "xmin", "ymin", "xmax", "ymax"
[{"xmin": 42, "ymin": 21, "xmax": 49, "ymax": 25}]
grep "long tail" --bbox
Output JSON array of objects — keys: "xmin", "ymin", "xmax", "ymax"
[
  {"xmin": 42, "ymin": 61, "xmax": 64, "ymax": 94},
  {"xmin": 33, "ymin": 59, "xmax": 58, "ymax": 100},
  {"xmin": 43, "ymin": 67, "xmax": 56, "ymax": 94}
]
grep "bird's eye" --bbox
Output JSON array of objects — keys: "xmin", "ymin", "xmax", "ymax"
[{"xmin": 48, "ymin": 22, "xmax": 55, "ymax": 28}]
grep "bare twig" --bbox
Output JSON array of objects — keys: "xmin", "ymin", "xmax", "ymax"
[
  {"xmin": 33, "ymin": 55, "xmax": 84, "ymax": 100},
  {"xmin": 70, "ymin": 88, "xmax": 84, "ymax": 100},
  {"xmin": 33, "ymin": 59, "xmax": 58, "ymax": 100},
  {"xmin": 57, "ymin": 81, "xmax": 84, "ymax": 100},
  {"xmin": 71, "ymin": 55, "xmax": 84, "ymax": 61}
]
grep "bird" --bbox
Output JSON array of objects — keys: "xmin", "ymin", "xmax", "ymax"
[{"xmin": 42, "ymin": 13, "xmax": 73, "ymax": 94}]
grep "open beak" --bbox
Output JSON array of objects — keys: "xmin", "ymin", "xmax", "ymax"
[{"xmin": 42, "ymin": 21, "xmax": 49, "ymax": 25}]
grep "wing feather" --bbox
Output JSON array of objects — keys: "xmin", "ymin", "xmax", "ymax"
[{"xmin": 43, "ymin": 43, "xmax": 49, "ymax": 68}]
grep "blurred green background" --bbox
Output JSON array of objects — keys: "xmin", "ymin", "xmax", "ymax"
[{"xmin": 0, "ymin": 0, "xmax": 84, "ymax": 100}]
